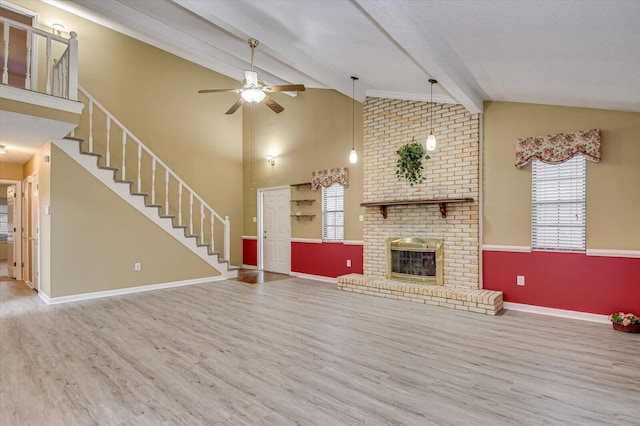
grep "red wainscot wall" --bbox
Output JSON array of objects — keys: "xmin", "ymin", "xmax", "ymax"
[
  {"xmin": 242, "ymin": 238, "xmax": 364, "ymax": 278},
  {"xmin": 483, "ymin": 249, "xmax": 640, "ymax": 315}
]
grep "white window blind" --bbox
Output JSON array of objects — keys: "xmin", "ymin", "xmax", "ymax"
[
  {"xmin": 322, "ymin": 183, "xmax": 344, "ymax": 241},
  {"xmin": 532, "ymin": 156, "xmax": 586, "ymax": 252}
]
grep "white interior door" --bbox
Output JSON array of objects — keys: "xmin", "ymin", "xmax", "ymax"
[
  {"xmin": 7, "ymin": 184, "xmax": 16, "ymax": 278},
  {"xmin": 21, "ymin": 177, "xmax": 30, "ymax": 285},
  {"xmin": 31, "ymin": 173, "xmax": 39, "ymax": 291},
  {"xmin": 262, "ymin": 188, "xmax": 290, "ymax": 274}
]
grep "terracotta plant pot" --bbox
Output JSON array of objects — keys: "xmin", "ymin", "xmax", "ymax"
[{"xmin": 612, "ymin": 322, "xmax": 640, "ymax": 333}]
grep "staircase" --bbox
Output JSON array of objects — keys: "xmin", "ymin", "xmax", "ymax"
[{"xmin": 55, "ymin": 87, "xmax": 237, "ymax": 279}]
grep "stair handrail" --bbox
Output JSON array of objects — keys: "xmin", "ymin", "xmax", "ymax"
[{"xmin": 76, "ymin": 86, "xmax": 230, "ymax": 261}]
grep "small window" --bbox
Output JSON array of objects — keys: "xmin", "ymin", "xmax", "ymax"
[
  {"xmin": 532, "ymin": 156, "xmax": 586, "ymax": 251},
  {"xmin": 322, "ymin": 183, "xmax": 344, "ymax": 241}
]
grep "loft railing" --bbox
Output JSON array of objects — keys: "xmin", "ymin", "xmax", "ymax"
[
  {"xmin": 73, "ymin": 86, "xmax": 231, "ymax": 261},
  {"xmin": 0, "ymin": 16, "xmax": 78, "ymax": 100}
]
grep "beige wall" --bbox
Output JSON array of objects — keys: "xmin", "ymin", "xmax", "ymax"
[
  {"xmin": 48, "ymin": 145, "xmax": 220, "ymax": 297},
  {"xmin": 12, "ymin": 0, "xmax": 244, "ymax": 265},
  {"xmin": 0, "ymin": 162, "xmax": 23, "ymax": 180},
  {"xmin": 242, "ymin": 88, "xmax": 363, "ymax": 241},
  {"xmin": 483, "ymin": 101, "xmax": 640, "ymax": 250}
]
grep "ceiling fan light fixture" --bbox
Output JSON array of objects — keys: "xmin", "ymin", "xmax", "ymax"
[
  {"xmin": 426, "ymin": 78, "xmax": 438, "ymax": 152},
  {"xmin": 349, "ymin": 76, "xmax": 359, "ymax": 164},
  {"xmin": 241, "ymin": 89, "xmax": 266, "ymax": 103}
]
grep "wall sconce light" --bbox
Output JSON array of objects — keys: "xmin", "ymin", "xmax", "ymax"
[
  {"xmin": 266, "ymin": 154, "xmax": 276, "ymax": 166},
  {"xmin": 0, "ymin": 145, "xmax": 6, "ymax": 156},
  {"xmin": 52, "ymin": 23, "xmax": 65, "ymax": 35}
]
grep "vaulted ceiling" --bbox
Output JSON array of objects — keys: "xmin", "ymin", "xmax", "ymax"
[{"xmin": 41, "ymin": 0, "xmax": 640, "ymax": 113}]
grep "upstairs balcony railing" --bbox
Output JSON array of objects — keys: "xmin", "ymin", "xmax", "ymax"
[{"xmin": 0, "ymin": 16, "xmax": 78, "ymax": 100}]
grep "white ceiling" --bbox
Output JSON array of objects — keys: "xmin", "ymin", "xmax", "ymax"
[{"xmin": 41, "ymin": 0, "xmax": 640, "ymax": 113}]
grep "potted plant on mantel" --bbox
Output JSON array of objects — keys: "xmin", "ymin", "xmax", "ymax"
[
  {"xmin": 396, "ymin": 138, "xmax": 430, "ymax": 186},
  {"xmin": 608, "ymin": 312, "xmax": 640, "ymax": 333}
]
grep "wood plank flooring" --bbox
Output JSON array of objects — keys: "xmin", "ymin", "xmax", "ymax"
[{"xmin": 1, "ymin": 277, "xmax": 639, "ymax": 425}]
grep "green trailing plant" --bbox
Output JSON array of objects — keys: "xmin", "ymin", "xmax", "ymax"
[{"xmin": 396, "ymin": 139, "xmax": 430, "ymax": 186}]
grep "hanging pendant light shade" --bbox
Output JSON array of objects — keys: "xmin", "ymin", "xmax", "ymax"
[
  {"xmin": 426, "ymin": 79, "xmax": 438, "ymax": 152},
  {"xmin": 349, "ymin": 76, "xmax": 359, "ymax": 164}
]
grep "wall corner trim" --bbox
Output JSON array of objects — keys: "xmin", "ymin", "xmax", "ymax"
[
  {"xmin": 503, "ymin": 302, "xmax": 609, "ymax": 324},
  {"xmin": 586, "ymin": 249, "xmax": 640, "ymax": 258},
  {"xmin": 482, "ymin": 245, "xmax": 532, "ymax": 252},
  {"xmin": 38, "ymin": 276, "xmax": 225, "ymax": 305}
]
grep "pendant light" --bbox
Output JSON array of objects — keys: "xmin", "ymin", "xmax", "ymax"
[
  {"xmin": 349, "ymin": 76, "xmax": 359, "ymax": 164},
  {"xmin": 426, "ymin": 78, "xmax": 438, "ymax": 152}
]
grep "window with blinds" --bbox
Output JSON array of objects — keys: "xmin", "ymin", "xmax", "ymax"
[
  {"xmin": 322, "ymin": 183, "xmax": 344, "ymax": 241},
  {"xmin": 532, "ymin": 156, "xmax": 586, "ymax": 251}
]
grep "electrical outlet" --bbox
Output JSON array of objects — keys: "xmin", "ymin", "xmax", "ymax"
[
  {"xmin": 517, "ymin": 275, "xmax": 525, "ymax": 286},
  {"xmin": 135, "ymin": 262, "xmax": 141, "ymax": 272},
  {"xmin": 346, "ymin": 259, "xmax": 352, "ymax": 267},
  {"xmin": 358, "ymin": 215, "xmax": 364, "ymax": 222},
  {"xmin": 252, "ymin": 217, "xmax": 257, "ymax": 223}
]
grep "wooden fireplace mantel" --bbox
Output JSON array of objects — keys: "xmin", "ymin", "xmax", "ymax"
[{"xmin": 360, "ymin": 198, "xmax": 474, "ymax": 219}]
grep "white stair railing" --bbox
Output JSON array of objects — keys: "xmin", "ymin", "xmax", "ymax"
[
  {"xmin": 1, "ymin": 16, "xmax": 78, "ymax": 100},
  {"xmin": 76, "ymin": 86, "xmax": 231, "ymax": 261}
]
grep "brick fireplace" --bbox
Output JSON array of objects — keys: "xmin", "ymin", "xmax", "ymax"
[{"xmin": 337, "ymin": 97, "xmax": 503, "ymax": 315}]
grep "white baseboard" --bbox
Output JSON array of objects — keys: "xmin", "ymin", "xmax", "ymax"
[
  {"xmin": 289, "ymin": 271, "xmax": 338, "ymax": 284},
  {"xmin": 503, "ymin": 302, "xmax": 609, "ymax": 324},
  {"xmin": 38, "ymin": 276, "xmax": 225, "ymax": 305},
  {"xmin": 241, "ymin": 264, "xmax": 258, "ymax": 269}
]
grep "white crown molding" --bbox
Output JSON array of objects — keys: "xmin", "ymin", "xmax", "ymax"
[
  {"xmin": 365, "ymin": 90, "xmax": 458, "ymax": 105},
  {"xmin": 482, "ymin": 245, "xmax": 532, "ymax": 253},
  {"xmin": 242, "ymin": 235, "xmax": 258, "ymax": 240},
  {"xmin": 503, "ymin": 302, "xmax": 609, "ymax": 324},
  {"xmin": 38, "ymin": 275, "xmax": 224, "ymax": 305},
  {"xmin": 0, "ymin": 84, "xmax": 84, "ymax": 115},
  {"xmin": 290, "ymin": 272, "xmax": 337, "ymax": 284},
  {"xmin": 586, "ymin": 249, "xmax": 640, "ymax": 258}
]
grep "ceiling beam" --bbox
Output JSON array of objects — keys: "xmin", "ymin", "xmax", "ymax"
[{"xmin": 354, "ymin": 0, "xmax": 486, "ymax": 113}]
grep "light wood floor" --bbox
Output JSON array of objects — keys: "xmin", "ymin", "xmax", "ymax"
[{"xmin": 1, "ymin": 277, "xmax": 638, "ymax": 425}]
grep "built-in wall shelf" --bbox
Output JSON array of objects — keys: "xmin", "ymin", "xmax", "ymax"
[
  {"xmin": 290, "ymin": 182, "xmax": 312, "ymax": 190},
  {"xmin": 290, "ymin": 214, "xmax": 315, "ymax": 221},
  {"xmin": 291, "ymin": 199, "xmax": 315, "ymax": 206},
  {"xmin": 361, "ymin": 198, "xmax": 474, "ymax": 219}
]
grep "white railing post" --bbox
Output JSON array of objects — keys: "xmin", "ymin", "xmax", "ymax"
[
  {"xmin": 210, "ymin": 215, "xmax": 214, "ymax": 252},
  {"xmin": 165, "ymin": 170, "xmax": 169, "ymax": 216},
  {"xmin": 2, "ymin": 23, "xmax": 10, "ymax": 84},
  {"xmin": 25, "ymin": 28, "xmax": 32, "ymax": 89},
  {"xmin": 224, "ymin": 216, "xmax": 230, "ymax": 261},
  {"xmin": 45, "ymin": 36, "xmax": 52, "ymax": 95},
  {"xmin": 121, "ymin": 131, "xmax": 127, "ymax": 180},
  {"xmin": 200, "ymin": 204, "xmax": 204, "ymax": 242},
  {"xmin": 137, "ymin": 145, "xmax": 142, "ymax": 193},
  {"xmin": 67, "ymin": 32, "xmax": 78, "ymax": 100},
  {"xmin": 178, "ymin": 183, "xmax": 183, "ymax": 226},
  {"xmin": 106, "ymin": 116, "xmax": 111, "ymax": 167},
  {"xmin": 53, "ymin": 59, "xmax": 59, "ymax": 97},
  {"xmin": 88, "ymin": 100, "xmax": 94, "ymax": 151},
  {"xmin": 189, "ymin": 193, "xmax": 194, "ymax": 235},
  {"xmin": 151, "ymin": 158, "xmax": 157, "ymax": 204}
]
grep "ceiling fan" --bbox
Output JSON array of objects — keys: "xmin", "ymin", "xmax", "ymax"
[{"xmin": 198, "ymin": 38, "xmax": 305, "ymax": 115}]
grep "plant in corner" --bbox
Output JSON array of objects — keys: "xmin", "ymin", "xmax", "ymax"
[
  {"xmin": 608, "ymin": 312, "xmax": 640, "ymax": 333},
  {"xmin": 396, "ymin": 139, "xmax": 430, "ymax": 186}
]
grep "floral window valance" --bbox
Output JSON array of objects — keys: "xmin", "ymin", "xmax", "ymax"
[
  {"xmin": 311, "ymin": 167, "xmax": 349, "ymax": 190},
  {"xmin": 515, "ymin": 128, "xmax": 601, "ymax": 168}
]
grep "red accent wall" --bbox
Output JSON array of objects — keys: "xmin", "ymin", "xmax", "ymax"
[
  {"xmin": 483, "ymin": 250, "xmax": 640, "ymax": 314},
  {"xmin": 242, "ymin": 239, "xmax": 364, "ymax": 279},
  {"xmin": 242, "ymin": 238, "xmax": 257, "ymax": 266},
  {"xmin": 291, "ymin": 242, "xmax": 363, "ymax": 278}
]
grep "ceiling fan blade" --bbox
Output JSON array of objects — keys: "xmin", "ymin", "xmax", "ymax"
[
  {"xmin": 244, "ymin": 70, "xmax": 258, "ymax": 86},
  {"xmin": 226, "ymin": 98, "xmax": 244, "ymax": 115},
  {"xmin": 198, "ymin": 88, "xmax": 239, "ymax": 94},
  {"xmin": 263, "ymin": 95, "xmax": 284, "ymax": 114},
  {"xmin": 264, "ymin": 84, "xmax": 306, "ymax": 92}
]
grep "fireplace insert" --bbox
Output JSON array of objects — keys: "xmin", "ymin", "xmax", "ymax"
[{"xmin": 386, "ymin": 237, "xmax": 444, "ymax": 285}]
